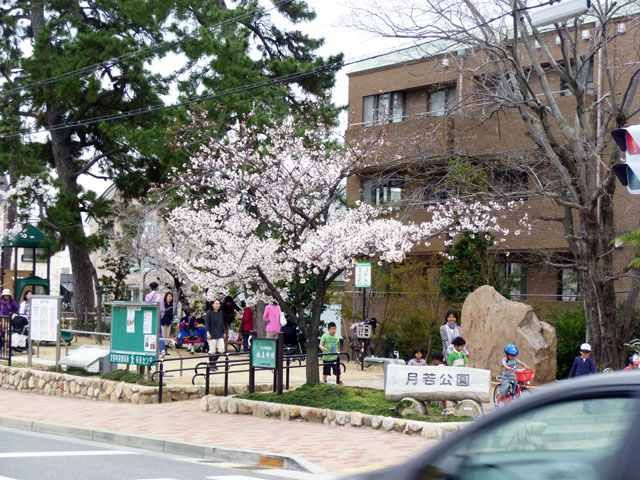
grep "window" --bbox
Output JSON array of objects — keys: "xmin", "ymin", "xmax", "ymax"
[
  {"xmin": 558, "ymin": 268, "xmax": 581, "ymax": 301},
  {"xmin": 362, "ymin": 91, "xmax": 406, "ymax": 126},
  {"xmin": 496, "ymin": 262, "xmax": 527, "ymax": 300},
  {"xmin": 424, "ymin": 396, "xmax": 637, "ymax": 479},
  {"xmin": 21, "ymin": 247, "xmax": 47, "ymax": 263},
  {"xmin": 429, "ymin": 85, "xmax": 456, "ymax": 116},
  {"xmin": 560, "ymin": 57, "xmax": 594, "ymax": 95},
  {"xmin": 361, "ymin": 179, "xmax": 404, "ymax": 206},
  {"xmin": 491, "ymin": 169, "xmax": 529, "ymax": 197}
]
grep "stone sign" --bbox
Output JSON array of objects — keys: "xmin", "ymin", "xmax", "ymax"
[{"xmin": 385, "ymin": 364, "xmax": 491, "ymax": 403}]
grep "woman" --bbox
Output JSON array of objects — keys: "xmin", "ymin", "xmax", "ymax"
[
  {"xmin": 205, "ymin": 299, "xmax": 226, "ymax": 364},
  {"xmin": 0, "ymin": 289, "xmax": 19, "ymax": 318},
  {"xmin": 439, "ymin": 309, "xmax": 462, "ymax": 360},
  {"xmin": 160, "ymin": 292, "xmax": 174, "ymax": 342},
  {"xmin": 19, "ymin": 290, "xmax": 32, "ymax": 317}
]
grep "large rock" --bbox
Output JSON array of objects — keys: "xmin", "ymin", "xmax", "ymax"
[{"xmin": 462, "ymin": 285, "xmax": 557, "ymax": 383}]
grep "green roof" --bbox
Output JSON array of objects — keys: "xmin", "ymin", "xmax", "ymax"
[{"xmin": 3, "ymin": 224, "xmax": 53, "ymax": 248}]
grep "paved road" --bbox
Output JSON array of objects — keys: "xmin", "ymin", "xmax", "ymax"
[
  {"xmin": 0, "ymin": 390, "xmax": 435, "ymax": 474},
  {"xmin": 0, "ymin": 428, "xmax": 334, "ymax": 480}
]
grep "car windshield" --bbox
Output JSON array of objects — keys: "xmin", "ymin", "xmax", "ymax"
[{"xmin": 425, "ymin": 396, "xmax": 639, "ymax": 480}]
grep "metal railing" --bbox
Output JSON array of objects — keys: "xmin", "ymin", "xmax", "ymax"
[
  {"xmin": 0, "ymin": 316, "xmax": 11, "ymax": 366},
  {"xmin": 150, "ymin": 350, "xmax": 350, "ymax": 404}
]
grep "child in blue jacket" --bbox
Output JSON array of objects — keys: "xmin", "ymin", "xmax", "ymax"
[{"xmin": 568, "ymin": 343, "xmax": 597, "ymax": 377}]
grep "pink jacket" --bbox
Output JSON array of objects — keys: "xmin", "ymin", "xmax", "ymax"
[{"xmin": 263, "ymin": 303, "xmax": 281, "ymax": 333}]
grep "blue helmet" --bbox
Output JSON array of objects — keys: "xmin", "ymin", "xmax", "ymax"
[{"xmin": 505, "ymin": 344, "xmax": 519, "ymax": 355}]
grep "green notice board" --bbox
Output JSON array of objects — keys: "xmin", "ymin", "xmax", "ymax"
[
  {"xmin": 108, "ymin": 302, "xmax": 159, "ymax": 366},
  {"xmin": 251, "ymin": 338, "xmax": 277, "ymax": 368}
]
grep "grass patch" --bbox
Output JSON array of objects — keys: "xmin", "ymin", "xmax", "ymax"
[
  {"xmin": 101, "ymin": 369, "xmax": 160, "ymax": 386},
  {"xmin": 237, "ymin": 383, "xmax": 466, "ymax": 422}
]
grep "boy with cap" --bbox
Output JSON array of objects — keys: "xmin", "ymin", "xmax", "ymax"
[
  {"xmin": 624, "ymin": 354, "xmax": 640, "ymax": 370},
  {"xmin": 568, "ymin": 343, "xmax": 597, "ymax": 378}
]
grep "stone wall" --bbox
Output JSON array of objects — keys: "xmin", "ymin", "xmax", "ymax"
[
  {"xmin": 200, "ymin": 395, "xmax": 468, "ymax": 439},
  {"xmin": 0, "ymin": 366, "xmax": 270, "ymax": 403}
]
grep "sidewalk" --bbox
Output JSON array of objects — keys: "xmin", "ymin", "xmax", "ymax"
[{"xmin": 0, "ymin": 389, "xmax": 437, "ymax": 474}]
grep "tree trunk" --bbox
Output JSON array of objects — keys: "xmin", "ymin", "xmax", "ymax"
[
  {"xmin": 303, "ymin": 298, "xmax": 324, "ymax": 384},
  {"xmin": 69, "ymin": 244, "xmax": 96, "ymax": 327},
  {"xmin": 579, "ymin": 191, "xmax": 623, "ymax": 370},
  {"xmin": 255, "ymin": 300, "xmax": 266, "ymax": 337}
]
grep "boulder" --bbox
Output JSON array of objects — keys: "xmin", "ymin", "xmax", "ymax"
[{"xmin": 461, "ymin": 285, "xmax": 556, "ymax": 383}]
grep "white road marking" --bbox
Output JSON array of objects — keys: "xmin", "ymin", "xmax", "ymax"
[
  {"xmin": 207, "ymin": 477, "xmax": 259, "ymax": 480},
  {"xmin": 0, "ymin": 450, "xmax": 139, "ymax": 458},
  {"xmin": 0, "ymin": 476, "xmax": 19, "ymax": 480}
]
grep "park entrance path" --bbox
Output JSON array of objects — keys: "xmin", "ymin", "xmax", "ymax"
[{"xmin": 0, "ymin": 390, "xmax": 435, "ymax": 473}]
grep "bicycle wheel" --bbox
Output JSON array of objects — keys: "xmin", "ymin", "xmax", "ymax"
[
  {"xmin": 356, "ymin": 348, "xmax": 364, "ymax": 366},
  {"xmin": 493, "ymin": 384, "xmax": 502, "ymax": 404}
]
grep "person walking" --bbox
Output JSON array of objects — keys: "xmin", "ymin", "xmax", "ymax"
[
  {"xmin": 240, "ymin": 300, "xmax": 254, "ymax": 352},
  {"xmin": 263, "ymin": 301, "xmax": 282, "ymax": 339},
  {"xmin": 439, "ymin": 309, "xmax": 462, "ymax": 361},
  {"xmin": 144, "ymin": 282, "xmax": 167, "ymax": 356},
  {"xmin": 205, "ymin": 299, "xmax": 226, "ymax": 366},
  {"xmin": 160, "ymin": 292, "xmax": 174, "ymax": 344}
]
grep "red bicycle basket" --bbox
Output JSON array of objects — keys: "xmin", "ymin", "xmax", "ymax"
[{"xmin": 516, "ymin": 369, "xmax": 534, "ymax": 382}]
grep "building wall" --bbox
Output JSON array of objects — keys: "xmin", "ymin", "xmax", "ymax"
[{"xmin": 344, "ymin": 18, "xmax": 640, "ymax": 309}]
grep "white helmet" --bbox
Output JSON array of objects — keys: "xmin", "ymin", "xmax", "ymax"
[{"xmin": 580, "ymin": 343, "xmax": 591, "ymax": 352}]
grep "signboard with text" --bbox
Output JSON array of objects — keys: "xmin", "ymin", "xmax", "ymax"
[
  {"xmin": 30, "ymin": 295, "xmax": 62, "ymax": 342},
  {"xmin": 385, "ymin": 365, "xmax": 491, "ymax": 403},
  {"xmin": 354, "ymin": 262, "xmax": 372, "ymax": 288},
  {"xmin": 108, "ymin": 302, "xmax": 159, "ymax": 366},
  {"xmin": 251, "ymin": 338, "xmax": 277, "ymax": 368}
]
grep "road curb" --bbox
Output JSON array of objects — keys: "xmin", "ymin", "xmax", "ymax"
[{"xmin": 0, "ymin": 415, "xmax": 326, "ymax": 474}]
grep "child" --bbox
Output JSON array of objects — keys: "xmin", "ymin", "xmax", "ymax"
[
  {"xmin": 431, "ymin": 350, "xmax": 451, "ymax": 415},
  {"xmin": 320, "ymin": 322, "xmax": 343, "ymax": 385},
  {"xmin": 407, "ymin": 348, "xmax": 427, "ymax": 366},
  {"xmin": 432, "ymin": 351, "xmax": 445, "ymax": 366},
  {"xmin": 447, "ymin": 336, "xmax": 468, "ymax": 367},
  {"xmin": 568, "ymin": 343, "xmax": 596, "ymax": 377},
  {"xmin": 624, "ymin": 354, "xmax": 640, "ymax": 370},
  {"xmin": 496, "ymin": 343, "xmax": 529, "ymax": 404}
]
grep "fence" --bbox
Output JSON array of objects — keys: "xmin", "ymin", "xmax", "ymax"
[
  {"xmin": 150, "ymin": 349, "xmax": 349, "ymax": 404},
  {"xmin": 0, "ymin": 316, "xmax": 11, "ymax": 366}
]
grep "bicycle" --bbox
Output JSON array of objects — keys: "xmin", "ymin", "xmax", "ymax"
[
  {"xmin": 351, "ymin": 322, "xmax": 374, "ymax": 369},
  {"xmin": 493, "ymin": 369, "xmax": 534, "ymax": 405}
]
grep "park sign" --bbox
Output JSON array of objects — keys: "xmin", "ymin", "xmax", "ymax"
[
  {"xmin": 355, "ymin": 262, "xmax": 372, "ymax": 288},
  {"xmin": 385, "ymin": 365, "xmax": 491, "ymax": 403},
  {"xmin": 107, "ymin": 302, "xmax": 159, "ymax": 366},
  {"xmin": 251, "ymin": 338, "xmax": 277, "ymax": 368}
]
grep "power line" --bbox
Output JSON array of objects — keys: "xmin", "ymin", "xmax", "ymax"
[
  {"xmin": 0, "ymin": 3, "xmax": 555, "ymax": 140},
  {"xmin": 0, "ymin": 0, "xmax": 294, "ymax": 97}
]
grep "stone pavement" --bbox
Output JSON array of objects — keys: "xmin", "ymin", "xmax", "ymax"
[{"xmin": 0, "ymin": 390, "xmax": 437, "ymax": 474}]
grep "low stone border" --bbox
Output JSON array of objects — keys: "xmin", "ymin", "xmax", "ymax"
[
  {"xmin": 200, "ymin": 395, "xmax": 469, "ymax": 439},
  {"xmin": 0, "ymin": 365, "xmax": 271, "ymax": 404}
]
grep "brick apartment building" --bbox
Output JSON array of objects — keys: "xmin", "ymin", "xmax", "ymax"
[{"xmin": 344, "ymin": 14, "xmax": 640, "ymax": 312}]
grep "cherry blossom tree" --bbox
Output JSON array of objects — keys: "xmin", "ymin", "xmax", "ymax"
[{"xmin": 165, "ymin": 113, "xmax": 527, "ymax": 382}]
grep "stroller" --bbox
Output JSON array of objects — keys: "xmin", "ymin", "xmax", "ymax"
[
  {"xmin": 10, "ymin": 315, "xmax": 29, "ymax": 353},
  {"xmin": 175, "ymin": 316, "xmax": 209, "ymax": 354}
]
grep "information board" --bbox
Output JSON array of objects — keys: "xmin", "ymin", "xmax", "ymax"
[
  {"xmin": 108, "ymin": 302, "xmax": 159, "ymax": 366},
  {"xmin": 251, "ymin": 338, "xmax": 277, "ymax": 368},
  {"xmin": 30, "ymin": 295, "xmax": 62, "ymax": 342},
  {"xmin": 355, "ymin": 262, "xmax": 372, "ymax": 288}
]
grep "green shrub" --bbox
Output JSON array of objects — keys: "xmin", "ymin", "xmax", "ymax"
[
  {"xmin": 47, "ymin": 366, "xmax": 95, "ymax": 376},
  {"xmin": 101, "ymin": 369, "xmax": 160, "ymax": 386},
  {"xmin": 546, "ymin": 306, "xmax": 585, "ymax": 379}
]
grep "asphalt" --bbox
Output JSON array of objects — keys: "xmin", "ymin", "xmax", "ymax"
[{"xmin": 0, "ymin": 384, "xmax": 437, "ymax": 475}]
